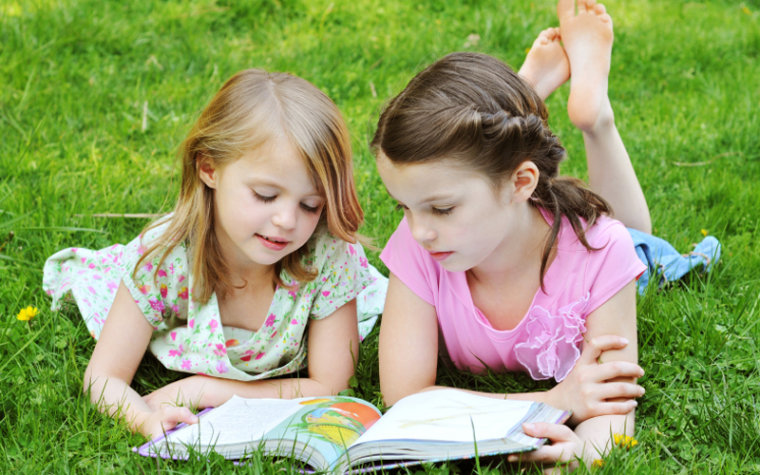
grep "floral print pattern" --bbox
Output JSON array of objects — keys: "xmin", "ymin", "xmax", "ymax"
[{"xmin": 43, "ymin": 222, "xmax": 386, "ymax": 381}]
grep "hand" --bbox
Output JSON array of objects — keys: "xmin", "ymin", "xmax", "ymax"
[
  {"xmin": 139, "ymin": 405, "xmax": 199, "ymax": 440},
  {"xmin": 547, "ymin": 335, "xmax": 645, "ymax": 424},
  {"xmin": 143, "ymin": 375, "xmax": 211, "ymax": 411},
  {"xmin": 508, "ymin": 422, "xmax": 585, "ymax": 473}
]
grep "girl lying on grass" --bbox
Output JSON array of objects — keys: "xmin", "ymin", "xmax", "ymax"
[
  {"xmin": 373, "ymin": 0, "xmax": 647, "ymax": 469},
  {"xmin": 43, "ymin": 69, "xmax": 385, "ymax": 439}
]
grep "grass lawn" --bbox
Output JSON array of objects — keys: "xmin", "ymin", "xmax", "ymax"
[{"xmin": 2, "ymin": 0, "xmax": 759, "ymax": 472}]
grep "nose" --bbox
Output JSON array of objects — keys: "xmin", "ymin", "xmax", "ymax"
[
  {"xmin": 408, "ymin": 215, "xmax": 436, "ymax": 244},
  {"xmin": 272, "ymin": 203, "xmax": 297, "ymax": 230}
]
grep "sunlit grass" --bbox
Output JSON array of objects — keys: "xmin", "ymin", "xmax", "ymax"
[{"xmin": 1, "ymin": 0, "xmax": 759, "ymax": 472}]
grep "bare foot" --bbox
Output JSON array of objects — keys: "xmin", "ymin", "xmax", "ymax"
[
  {"xmin": 518, "ymin": 27, "xmax": 570, "ymax": 101},
  {"xmin": 557, "ymin": 0, "xmax": 614, "ymax": 132}
]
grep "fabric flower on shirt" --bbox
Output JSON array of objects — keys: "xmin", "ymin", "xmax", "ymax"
[{"xmin": 514, "ymin": 294, "xmax": 590, "ymax": 381}]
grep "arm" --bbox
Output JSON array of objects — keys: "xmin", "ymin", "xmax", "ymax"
[
  {"xmin": 144, "ymin": 299, "xmax": 360, "ymax": 409},
  {"xmin": 516, "ymin": 280, "xmax": 641, "ymax": 467},
  {"xmin": 379, "ymin": 273, "xmax": 643, "ymax": 411},
  {"xmin": 84, "ymin": 281, "xmax": 197, "ymax": 439}
]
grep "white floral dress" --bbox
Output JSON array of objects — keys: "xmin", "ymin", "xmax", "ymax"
[{"xmin": 43, "ymin": 222, "xmax": 387, "ymax": 381}]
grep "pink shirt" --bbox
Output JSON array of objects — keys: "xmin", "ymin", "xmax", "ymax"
[{"xmin": 380, "ymin": 212, "xmax": 646, "ymax": 382}]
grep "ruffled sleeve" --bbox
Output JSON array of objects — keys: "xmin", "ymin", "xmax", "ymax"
[
  {"xmin": 121, "ymin": 220, "xmax": 190, "ymax": 331},
  {"xmin": 307, "ymin": 232, "xmax": 377, "ymax": 320}
]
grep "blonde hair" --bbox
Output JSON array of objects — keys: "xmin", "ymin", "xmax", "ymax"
[{"xmin": 135, "ymin": 69, "xmax": 363, "ymax": 303}]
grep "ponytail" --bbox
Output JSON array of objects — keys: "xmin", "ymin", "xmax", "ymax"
[{"xmin": 373, "ymin": 52, "xmax": 612, "ymax": 288}]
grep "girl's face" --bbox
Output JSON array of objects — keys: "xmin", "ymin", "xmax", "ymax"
[
  {"xmin": 376, "ymin": 152, "xmax": 526, "ymax": 273},
  {"xmin": 201, "ymin": 135, "xmax": 324, "ymax": 273}
]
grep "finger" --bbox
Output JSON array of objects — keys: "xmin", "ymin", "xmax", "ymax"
[
  {"xmin": 586, "ymin": 400, "xmax": 639, "ymax": 418},
  {"xmin": 578, "ymin": 335, "xmax": 629, "ymax": 364},
  {"xmin": 162, "ymin": 406, "xmax": 199, "ymax": 428},
  {"xmin": 593, "ymin": 360, "xmax": 645, "ymax": 380},
  {"xmin": 523, "ymin": 422, "xmax": 576, "ymax": 441},
  {"xmin": 595, "ymin": 381, "xmax": 646, "ymax": 400}
]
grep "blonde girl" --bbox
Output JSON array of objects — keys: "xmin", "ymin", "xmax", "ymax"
[
  {"xmin": 373, "ymin": 0, "xmax": 648, "ymax": 468},
  {"xmin": 43, "ymin": 69, "xmax": 385, "ymax": 439}
]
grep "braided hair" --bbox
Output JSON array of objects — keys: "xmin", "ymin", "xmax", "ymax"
[{"xmin": 372, "ymin": 52, "xmax": 610, "ymax": 286}]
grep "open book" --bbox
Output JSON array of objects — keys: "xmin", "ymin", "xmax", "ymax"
[{"xmin": 135, "ymin": 388, "xmax": 569, "ymax": 473}]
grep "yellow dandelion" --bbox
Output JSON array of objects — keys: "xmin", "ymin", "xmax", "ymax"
[
  {"xmin": 743, "ymin": 6, "xmax": 751, "ymax": 15},
  {"xmin": 592, "ymin": 459, "xmax": 605, "ymax": 468},
  {"xmin": 613, "ymin": 433, "xmax": 638, "ymax": 449},
  {"xmin": 17, "ymin": 306, "xmax": 39, "ymax": 321},
  {"xmin": 700, "ymin": 228, "xmax": 708, "ymax": 237}
]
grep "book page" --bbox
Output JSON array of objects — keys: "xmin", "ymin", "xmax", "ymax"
[
  {"xmin": 353, "ymin": 389, "xmax": 535, "ymax": 445},
  {"xmin": 164, "ymin": 396, "xmax": 303, "ymax": 449}
]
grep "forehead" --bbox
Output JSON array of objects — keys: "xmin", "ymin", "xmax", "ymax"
[
  {"xmin": 233, "ymin": 135, "xmax": 321, "ymax": 193},
  {"xmin": 376, "ymin": 152, "xmax": 496, "ymax": 202}
]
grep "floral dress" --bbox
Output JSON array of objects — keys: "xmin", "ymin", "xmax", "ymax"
[{"xmin": 43, "ymin": 221, "xmax": 387, "ymax": 381}]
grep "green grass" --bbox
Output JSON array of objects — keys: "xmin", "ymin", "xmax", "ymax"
[{"xmin": 2, "ymin": 0, "xmax": 759, "ymax": 472}]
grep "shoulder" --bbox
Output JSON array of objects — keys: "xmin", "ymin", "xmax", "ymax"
[
  {"xmin": 380, "ymin": 218, "xmax": 443, "ymax": 306},
  {"xmin": 126, "ymin": 217, "xmax": 191, "ymax": 288},
  {"xmin": 305, "ymin": 228, "xmax": 366, "ymax": 271},
  {"xmin": 553, "ymin": 213, "xmax": 632, "ymax": 253}
]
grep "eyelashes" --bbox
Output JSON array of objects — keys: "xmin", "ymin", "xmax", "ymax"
[
  {"xmin": 254, "ymin": 192, "xmax": 276, "ymax": 203},
  {"xmin": 253, "ymin": 192, "xmax": 322, "ymax": 214},
  {"xmin": 395, "ymin": 202, "xmax": 453, "ymax": 216}
]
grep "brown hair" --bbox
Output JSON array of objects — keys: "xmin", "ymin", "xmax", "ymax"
[
  {"xmin": 136, "ymin": 69, "xmax": 363, "ymax": 303},
  {"xmin": 371, "ymin": 52, "xmax": 610, "ymax": 286}
]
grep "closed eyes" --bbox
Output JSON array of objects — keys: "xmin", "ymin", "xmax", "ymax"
[{"xmin": 253, "ymin": 191, "xmax": 322, "ymax": 214}]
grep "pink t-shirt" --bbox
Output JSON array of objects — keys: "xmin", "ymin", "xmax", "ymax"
[{"xmin": 380, "ymin": 212, "xmax": 646, "ymax": 382}]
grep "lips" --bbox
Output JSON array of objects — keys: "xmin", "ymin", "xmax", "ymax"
[
  {"xmin": 429, "ymin": 251, "xmax": 453, "ymax": 262},
  {"xmin": 256, "ymin": 234, "xmax": 289, "ymax": 251}
]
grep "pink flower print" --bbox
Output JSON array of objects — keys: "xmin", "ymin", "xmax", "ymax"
[
  {"xmin": 181, "ymin": 359, "xmax": 192, "ymax": 370},
  {"xmin": 170, "ymin": 331, "xmax": 177, "ymax": 341},
  {"xmin": 264, "ymin": 313, "xmax": 276, "ymax": 327},
  {"xmin": 137, "ymin": 244, "xmax": 147, "ymax": 255},
  {"xmin": 169, "ymin": 263, "xmax": 175, "ymax": 274},
  {"xmin": 149, "ymin": 299, "xmax": 165, "ymax": 313},
  {"xmin": 107, "ymin": 280, "xmax": 118, "ymax": 293},
  {"xmin": 171, "ymin": 304, "xmax": 180, "ymax": 314},
  {"xmin": 144, "ymin": 262, "xmax": 153, "ymax": 272},
  {"xmin": 215, "ymin": 361, "xmax": 229, "ymax": 374},
  {"xmin": 179, "ymin": 286, "xmax": 188, "ymax": 300},
  {"xmin": 178, "ymin": 275, "xmax": 186, "ymax": 283},
  {"xmin": 322, "ymin": 291, "xmax": 330, "ymax": 297},
  {"xmin": 88, "ymin": 262, "xmax": 96, "ymax": 269},
  {"xmin": 255, "ymin": 352, "xmax": 265, "ymax": 360},
  {"xmin": 213, "ymin": 343, "xmax": 226, "ymax": 356},
  {"xmin": 240, "ymin": 350, "xmax": 254, "ymax": 362},
  {"xmin": 168, "ymin": 348, "xmax": 182, "ymax": 357},
  {"xmin": 209, "ymin": 319, "xmax": 218, "ymax": 333},
  {"xmin": 138, "ymin": 284, "xmax": 150, "ymax": 295},
  {"xmin": 88, "ymin": 286, "xmax": 96, "ymax": 295},
  {"xmin": 291, "ymin": 319, "xmax": 298, "ymax": 325},
  {"xmin": 288, "ymin": 290, "xmax": 298, "ymax": 300},
  {"xmin": 188, "ymin": 318, "xmax": 195, "ymax": 329},
  {"xmin": 160, "ymin": 284, "xmax": 168, "ymax": 298},
  {"xmin": 348, "ymin": 244, "xmax": 356, "ymax": 255},
  {"xmin": 359, "ymin": 257, "xmax": 368, "ymax": 268},
  {"xmin": 157, "ymin": 269, "xmax": 167, "ymax": 278}
]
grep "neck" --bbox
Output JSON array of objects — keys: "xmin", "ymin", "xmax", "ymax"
[{"xmin": 468, "ymin": 205, "xmax": 550, "ymax": 286}]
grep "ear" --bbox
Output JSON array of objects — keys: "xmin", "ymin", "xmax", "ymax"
[
  {"xmin": 509, "ymin": 161, "xmax": 539, "ymax": 203},
  {"xmin": 197, "ymin": 155, "xmax": 218, "ymax": 189}
]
